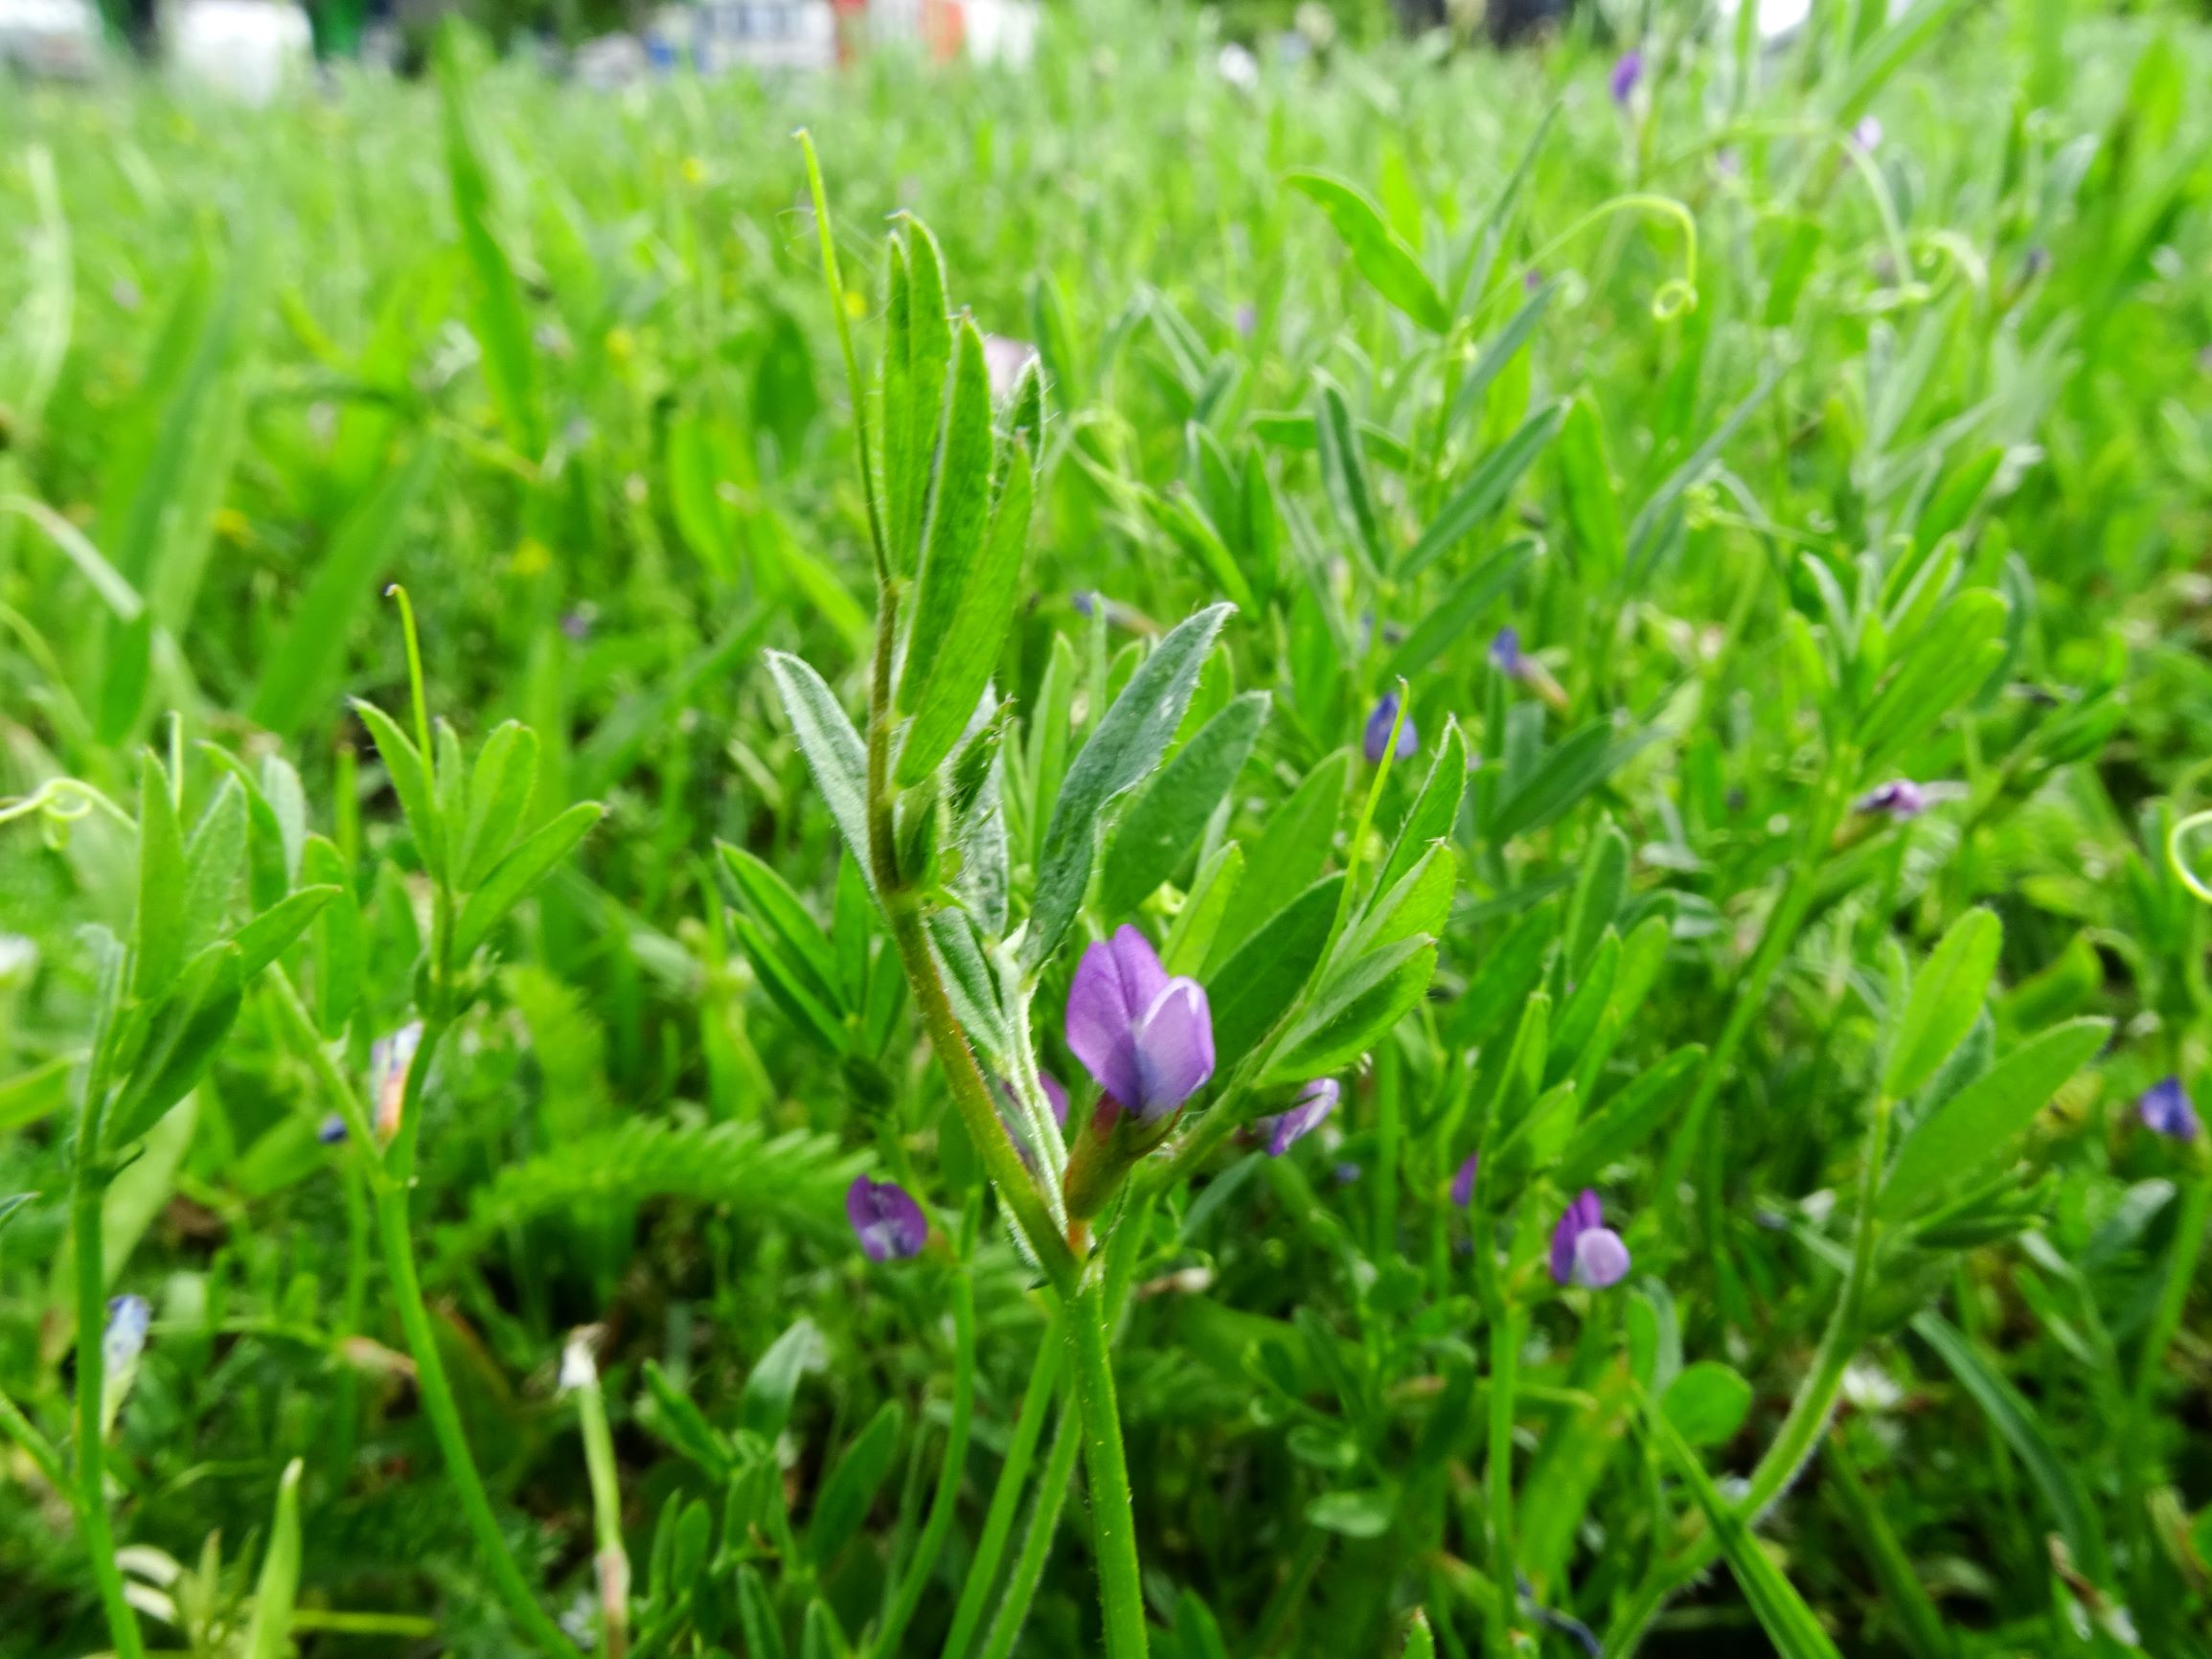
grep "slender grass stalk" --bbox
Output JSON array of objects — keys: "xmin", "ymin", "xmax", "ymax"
[
  {"xmin": 568, "ymin": 1341, "xmax": 629, "ymax": 1659},
  {"xmin": 977, "ymin": 1401, "xmax": 1083, "ymax": 1659},
  {"xmin": 940, "ymin": 1307, "xmax": 1066, "ymax": 1659},
  {"xmin": 1485, "ymin": 1304, "xmax": 1523, "ymax": 1654},
  {"xmin": 875, "ymin": 1269, "xmax": 977, "ymax": 1657},
  {"xmin": 1067, "ymin": 1274, "xmax": 1149, "ymax": 1659},
  {"xmin": 71, "ymin": 1166, "xmax": 144, "ymax": 1659}
]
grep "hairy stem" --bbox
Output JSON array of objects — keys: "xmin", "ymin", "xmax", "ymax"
[
  {"xmin": 1067, "ymin": 1274, "xmax": 1149, "ymax": 1659},
  {"xmin": 977, "ymin": 1398, "xmax": 1083, "ymax": 1659}
]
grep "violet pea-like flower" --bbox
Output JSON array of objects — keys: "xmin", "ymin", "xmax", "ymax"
[
  {"xmin": 1451, "ymin": 1153, "xmax": 1480, "ymax": 1207},
  {"xmin": 1066, "ymin": 926, "xmax": 1216, "ymax": 1123},
  {"xmin": 2139, "ymin": 1076, "xmax": 2200, "ymax": 1142},
  {"xmin": 1549, "ymin": 1190, "xmax": 1631, "ymax": 1289},
  {"xmin": 1609, "ymin": 48, "xmax": 1644, "ymax": 106},
  {"xmin": 103, "ymin": 1294, "xmax": 151, "ymax": 1374},
  {"xmin": 1363, "ymin": 693, "xmax": 1418, "ymax": 763},
  {"xmin": 1854, "ymin": 779, "xmax": 1926, "ymax": 821},
  {"xmin": 1260, "ymin": 1079, "xmax": 1339, "ymax": 1157},
  {"xmin": 847, "ymin": 1176, "xmax": 929, "ymax": 1262},
  {"xmin": 1491, "ymin": 626, "xmax": 1568, "ymax": 712}
]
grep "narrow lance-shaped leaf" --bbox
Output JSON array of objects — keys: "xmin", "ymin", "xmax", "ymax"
[
  {"xmin": 106, "ymin": 943, "xmax": 243, "ymax": 1151},
  {"xmin": 353, "ymin": 699, "xmax": 445, "ymax": 883},
  {"xmin": 1884, "ymin": 907, "xmax": 2002, "ymax": 1099},
  {"xmin": 1883, "ymin": 1017, "xmax": 2110, "ymax": 1216},
  {"xmin": 1100, "ymin": 692, "xmax": 1267, "ymax": 916},
  {"xmin": 1402, "ymin": 401, "xmax": 1565, "ymax": 578},
  {"xmin": 1287, "ymin": 171, "xmax": 1449, "ymax": 334},
  {"xmin": 454, "ymin": 802, "xmax": 605, "ymax": 957},
  {"xmin": 765, "ymin": 651, "xmax": 873, "ymax": 891},
  {"xmin": 133, "ymin": 751, "xmax": 188, "ymax": 1000},
  {"xmin": 898, "ymin": 319, "xmax": 995, "ymax": 723},
  {"xmin": 1314, "ymin": 376, "xmax": 1392, "ymax": 577},
  {"xmin": 1025, "ymin": 602, "xmax": 1234, "ymax": 968}
]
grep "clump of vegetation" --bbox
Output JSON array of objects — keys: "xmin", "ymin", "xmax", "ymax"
[{"xmin": 3, "ymin": 3, "xmax": 2211, "ymax": 1655}]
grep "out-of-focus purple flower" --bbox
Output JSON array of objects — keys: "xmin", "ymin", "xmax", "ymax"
[
  {"xmin": 2139, "ymin": 1077, "xmax": 2200, "ymax": 1142},
  {"xmin": 1363, "ymin": 693, "xmax": 1418, "ymax": 763},
  {"xmin": 1067, "ymin": 927, "xmax": 1215, "ymax": 1123},
  {"xmin": 318, "ymin": 1114, "xmax": 349, "ymax": 1145},
  {"xmin": 1260, "ymin": 1079, "xmax": 1339, "ymax": 1157},
  {"xmin": 1851, "ymin": 115, "xmax": 1883, "ymax": 152},
  {"xmin": 1549, "ymin": 1190, "xmax": 1630, "ymax": 1288},
  {"xmin": 1854, "ymin": 780, "xmax": 1926, "ymax": 821},
  {"xmin": 847, "ymin": 1176, "xmax": 929, "ymax": 1262},
  {"xmin": 560, "ymin": 606, "xmax": 595, "ymax": 643},
  {"xmin": 1234, "ymin": 302, "xmax": 1258, "ymax": 338},
  {"xmin": 103, "ymin": 1294, "xmax": 151, "ymax": 1374},
  {"xmin": 1608, "ymin": 49, "xmax": 1644, "ymax": 106},
  {"xmin": 1490, "ymin": 626, "xmax": 1568, "ymax": 711},
  {"xmin": 1333, "ymin": 1160, "xmax": 1362, "ymax": 1185},
  {"xmin": 983, "ymin": 334, "xmax": 1039, "ymax": 401},
  {"xmin": 1523, "ymin": 267, "xmax": 1545, "ymax": 294},
  {"xmin": 1451, "ymin": 1153, "xmax": 1480, "ymax": 1207},
  {"xmin": 370, "ymin": 1022, "xmax": 424, "ymax": 1142},
  {"xmin": 996, "ymin": 1071, "xmax": 1071, "ymax": 1169}
]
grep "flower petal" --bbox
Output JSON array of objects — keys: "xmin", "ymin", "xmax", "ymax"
[
  {"xmin": 2139, "ymin": 1076, "xmax": 2200, "ymax": 1141},
  {"xmin": 1067, "ymin": 929, "xmax": 1166, "ymax": 1109},
  {"xmin": 847, "ymin": 1175, "xmax": 928, "ymax": 1262},
  {"xmin": 1131, "ymin": 978, "xmax": 1216, "ymax": 1119},
  {"xmin": 1040, "ymin": 1071, "xmax": 1069, "ymax": 1128},
  {"xmin": 1570, "ymin": 1227, "xmax": 1631, "ymax": 1289},
  {"xmin": 1451, "ymin": 1153, "xmax": 1479, "ymax": 1207},
  {"xmin": 1265, "ymin": 1077, "xmax": 1339, "ymax": 1156},
  {"xmin": 1548, "ymin": 1189, "xmax": 1604, "ymax": 1284}
]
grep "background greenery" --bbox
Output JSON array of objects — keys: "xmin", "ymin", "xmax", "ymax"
[{"xmin": 4, "ymin": 0, "xmax": 2212, "ymax": 1653}]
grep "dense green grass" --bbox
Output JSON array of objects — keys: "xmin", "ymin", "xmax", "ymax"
[{"xmin": 5, "ymin": 4, "xmax": 2212, "ymax": 1655}]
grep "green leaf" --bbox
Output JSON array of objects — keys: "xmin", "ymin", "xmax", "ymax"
[
  {"xmin": 1305, "ymin": 1485, "xmax": 1399, "ymax": 1539},
  {"xmin": 106, "ymin": 943, "xmax": 243, "ymax": 1151},
  {"xmin": 232, "ymin": 887, "xmax": 338, "ymax": 982},
  {"xmin": 437, "ymin": 28, "xmax": 541, "ymax": 456},
  {"xmin": 898, "ymin": 436, "xmax": 1035, "ymax": 785},
  {"xmin": 1556, "ymin": 394, "xmax": 1625, "ymax": 584},
  {"xmin": 741, "ymin": 1317, "xmax": 827, "ymax": 1443},
  {"xmin": 737, "ymin": 1563, "xmax": 787, "ymax": 1659},
  {"xmin": 458, "ymin": 721, "xmax": 539, "ymax": 890},
  {"xmin": 1402, "ymin": 400, "xmax": 1565, "ymax": 577},
  {"xmin": 1662, "ymin": 1362, "xmax": 1753, "ymax": 1447},
  {"xmin": 1562, "ymin": 821, "xmax": 1630, "ymax": 981},
  {"xmin": 1162, "ymin": 843, "xmax": 1244, "ymax": 977},
  {"xmin": 1487, "ymin": 722, "xmax": 1649, "ymax": 845},
  {"xmin": 0, "ymin": 1057, "xmax": 76, "ymax": 1134},
  {"xmin": 453, "ymin": 802, "xmax": 604, "ymax": 957},
  {"xmin": 301, "ymin": 835, "xmax": 361, "ymax": 1039},
  {"xmin": 241, "ymin": 1459, "xmax": 305, "ymax": 1659},
  {"xmin": 353, "ymin": 698, "xmax": 445, "ymax": 883},
  {"xmin": 898, "ymin": 319, "xmax": 997, "ymax": 731},
  {"xmin": 1913, "ymin": 1312, "xmax": 2108, "ymax": 1579},
  {"xmin": 1882, "ymin": 1018, "xmax": 2109, "ymax": 1216},
  {"xmin": 1555, "ymin": 1045, "xmax": 1704, "ymax": 1189},
  {"xmin": 765, "ymin": 651, "xmax": 874, "ymax": 892},
  {"xmin": 803, "ymin": 1600, "xmax": 853, "ymax": 1659},
  {"xmin": 249, "ymin": 443, "xmax": 438, "ymax": 734},
  {"xmin": 885, "ymin": 221, "xmax": 954, "ymax": 577},
  {"xmin": 1401, "ymin": 1610, "xmax": 1438, "ymax": 1659},
  {"xmin": 1213, "ymin": 749, "xmax": 1351, "ymax": 965},
  {"xmin": 732, "ymin": 915, "xmax": 850, "ymax": 1056},
  {"xmin": 720, "ymin": 844, "xmax": 844, "ymax": 1014},
  {"xmin": 1647, "ymin": 1407, "xmax": 1843, "ymax": 1659},
  {"xmin": 1380, "ymin": 720, "xmax": 1470, "ymax": 894},
  {"xmin": 1100, "ymin": 693, "xmax": 1267, "ymax": 917},
  {"xmin": 1385, "ymin": 540, "xmax": 1537, "ymax": 685},
  {"xmin": 1026, "ymin": 603, "xmax": 1234, "ymax": 968},
  {"xmin": 1883, "ymin": 908, "xmax": 2002, "ymax": 1100},
  {"xmin": 1447, "ymin": 277, "xmax": 1556, "ymax": 433},
  {"xmin": 1287, "ymin": 171, "xmax": 1448, "ymax": 333},
  {"xmin": 132, "ymin": 753, "xmax": 187, "ymax": 1000},
  {"xmin": 807, "ymin": 1399, "xmax": 903, "ymax": 1565},
  {"xmin": 1314, "ymin": 376, "xmax": 1392, "ymax": 577},
  {"xmin": 180, "ymin": 777, "xmax": 248, "ymax": 959},
  {"xmin": 1204, "ymin": 875, "xmax": 1343, "ymax": 1077},
  {"xmin": 1272, "ymin": 937, "xmax": 1437, "ymax": 1079}
]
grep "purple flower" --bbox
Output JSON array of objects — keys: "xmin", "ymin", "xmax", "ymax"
[
  {"xmin": 1491, "ymin": 626, "xmax": 1568, "ymax": 711},
  {"xmin": 1451, "ymin": 1153, "xmax": 1479, "ymax": 1207},
  {"xmin": 318, "ymin": 1114, "xmax": 349, "ymax": 1145},
  {"xmin": 2138, "ymin": 1077, "xmax": 2200, "ymax": 1142},
  {"xmin": 1523, "ymin": 267, "xmax": 1545, "ymax": 294},
  {"xmin": 1234, "ymin": 302, "xmax": 1258, "ymax": 339},
  {"xmin": 1260, "ymin": 1079, "xmax": 1339, "ymax": 1157},
  {"xmin": 1333, "ymin": 1161, "xmax": 1363, "ymax": 1185},
  {"xmin": 1066, "ymin": 926, "xmax": 1216, "ymax": 1123},
  {"xmin": 847, "ymin": 1176, "xmax": 929, "ymax": 1262},
  {"xmin": 1549, "ymin": 1190, "xmax": 1630, "ymax": 1288},
  {"xmin": 1851, "ymin": 115, "xmax": 1883, "ymax": 152},
  {"xmin": 1608, "ymin": 49, "xmax": 1643, "ymax": 106},
  {"xmin": 1854, "ymin": 780, "xmax": 1926, "ymax": 821},
  {"xmin": 103, "ymin": 1294, "xmax": 151, "ymax": 1373},
  {"xmin": 1363, "ymin": 693, "xmax": 1418, "ymax": 763}
]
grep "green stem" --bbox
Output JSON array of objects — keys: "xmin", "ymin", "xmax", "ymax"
[
  {"xmin": 876, "ymin": 1269, "xmax": 977, "ymax": 1657},
  {"xmin": 1607, "ymin": 1092, "xmax": 1893, "ymax": 1655},
  {"xmin": 372, "ymin": 1018, "xmax": 582, "ymax": 1659},
  {"xmin": 940, "ymin": 1306, "xmax": 1066, "ymax": 1659},
  {"xmin": 1067, "ymin": 1274, "xmax": 1149, "ymax": 1659},
  {"xmin": 977, "ymin": 1399, "xmax": 1083, "ymax": 1659},
  {"xmin": 72, "ymin": 1166, "xmax": 145, "ymax": 1659},
  {"xmin": 571, "ymin": 1343, "xmax": 630, "ymax": 1659},
  {"xmin": 1657, "ymin": 750, "xmax": 1858, "ymax": 1217},
  {"xmin": 1485, "ymin": 1303, "xmax": 1522, "ymax": 1655}
]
